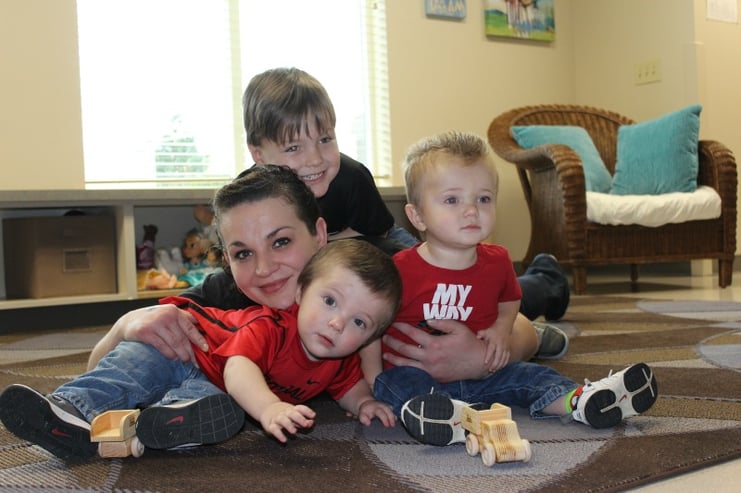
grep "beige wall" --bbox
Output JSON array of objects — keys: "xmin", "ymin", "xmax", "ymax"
[
  {"xmin": 1, "ymin": 0, "xmax": 740, "ymax": 259},
  {"xmin": 0, "ymin": 0, "xmax": 84, "ymax": 189}
]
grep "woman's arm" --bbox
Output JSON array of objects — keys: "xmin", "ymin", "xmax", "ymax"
[
  {"xmin": 223, "ymin": 355, "xmax": 316, "ymax": 443},
  {"xmin": 87, "ymin": 304, "xmax": 205, "ymax": 370}
]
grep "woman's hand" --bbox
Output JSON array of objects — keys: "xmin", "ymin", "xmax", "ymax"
[
  {"xmin": 88, "ymin": 304, "xmax": 206, "ymax": 370},
  {"xmin": 381, "ymin": 320, "xmax": 490, "ymax": 382}
]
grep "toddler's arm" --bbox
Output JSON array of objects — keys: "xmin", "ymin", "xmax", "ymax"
[
  {"xmin": 224, "ymin": 355, "xmax": 315, "ymax": 443},
  {"xmin": 359, "ymin": 340, "xmax": 383, "ymax": 390},
  {"xmin": 336, "ymin": 380, "xmax": 396, "ymax": 427},
  {"xmin": 478, "ymin": 299, "xmax": 520, "ymax": 372}
]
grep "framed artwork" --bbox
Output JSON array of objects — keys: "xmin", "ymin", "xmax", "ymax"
[
  {"xmin": 425, "ymin": 0, "xmax": 466, "ymax": 20},
  {"xmin": 484, "ymin": 0, "xmax": 555, "ymax": 42}
]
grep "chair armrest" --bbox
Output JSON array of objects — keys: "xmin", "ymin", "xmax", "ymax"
[{"xmin": 698, "ymin": 140, "xmax": 737, "ymax": 207}]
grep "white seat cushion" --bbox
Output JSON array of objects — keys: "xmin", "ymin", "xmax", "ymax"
[{"xmin": 586, "ymin": 185, "xmax": 721, "ymax": 227}]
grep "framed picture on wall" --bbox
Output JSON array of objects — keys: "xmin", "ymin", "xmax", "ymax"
[
  {"xmin": 425, "ymin": 0, "xmax": 466, "ymax": 20},
  {"xmin": 484, "ymin": 0, "xmax": 555, "ymax": 42}
]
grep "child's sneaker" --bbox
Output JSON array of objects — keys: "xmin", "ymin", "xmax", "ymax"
[
  {"xmin": 533, "ymin": 322, "xmax": 569, "ymax": 360},
  {"xmin": 572, "ymin": 363, "xmax": 658, "ymax": 429},
  {"xmin": 400, "ymin": 393, "xmax": 468, "ymax": 446},
  {"xmin": 0, "ymin": 384, "xmax": 96, "ymax": 461},
  {"xmin": 136, "ymin": 393, "xmax": 245, "ymax": 450}
]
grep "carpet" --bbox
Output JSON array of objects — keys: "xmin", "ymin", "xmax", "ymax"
[{"xmin": 0, "ymin": 296, "xmax": 739, "ymax": 492}]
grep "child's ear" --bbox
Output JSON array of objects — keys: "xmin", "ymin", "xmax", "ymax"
[
  {"xmin": 295, "ymin": 285, "xmax": 303, "ymax": 305},
  {"xmin": 247, "ymin": 144, "xmax": 265, "ymax": 164},
  {"xmin": 404, "ymin": 203, "xmax": 426, "ymax": 232}
]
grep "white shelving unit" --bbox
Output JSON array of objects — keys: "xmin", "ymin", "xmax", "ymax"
[{"xmin": 0, "ymin": 187, "xmax": 408, "ymax": 310}]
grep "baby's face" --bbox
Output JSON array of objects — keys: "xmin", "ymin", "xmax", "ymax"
[
  {"xmin": 249, "ymin": 119, "xmax": 341, "ymax": 199},
  {"xmin": 413, "ymin": 159, "xmax": 497, "ymax": 249},
  {"xmin": 295, "ymin": 265, "xmax": 387, "ymax": 361}
]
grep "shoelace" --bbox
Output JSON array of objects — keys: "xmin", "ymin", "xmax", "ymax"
[{"xmin": 582, "ymin": 369, "xmax": 615, "ymax": 391}]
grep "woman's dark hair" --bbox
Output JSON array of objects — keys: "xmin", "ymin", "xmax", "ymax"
[{"xmin": 213, "ymin": 164, "xmax": 320, "ymax": 235}]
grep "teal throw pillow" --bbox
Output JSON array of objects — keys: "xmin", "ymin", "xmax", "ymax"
[
  {"xmin": 511, "ymin": 125, "xmax": 613, "ymax": 193},
  {"xmin": 610, "ymin": 104, "xmax": 701, "ymax": 195}
]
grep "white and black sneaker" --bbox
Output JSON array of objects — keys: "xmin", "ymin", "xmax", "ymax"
[
  {"xmin": 572, "ymin": 363, "xmax": 658, "ymax": 429},
  {"xmin": 0, "ymin": 384, "xmax": 96, "ymax": 461},
  {"xmin": 400, "ymin": 393, "xmax": 470, "ymax": 446},
  {"xmin": 136, "ymin": 393, "xmax": 245, "ymax": 450}
]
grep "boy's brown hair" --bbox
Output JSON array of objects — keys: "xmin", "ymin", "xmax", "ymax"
[{"xmin": 242, "ymin": 67, "xmax": 336, "ymax": 146}]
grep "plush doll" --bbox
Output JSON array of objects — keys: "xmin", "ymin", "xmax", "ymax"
[
  {"xmin": 136, "ymin": 225, "xmax": 158, "ymax": 269},
  {"xmin": 176, "ymin": 228, "xmax": 221, "ymax": 287}
]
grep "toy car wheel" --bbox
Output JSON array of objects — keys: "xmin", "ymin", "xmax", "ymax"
[
  {"xmin": 465, "ymin": 433, "xmax": 480, "ymax": 456},
  {"xmin": 482, "ymin": 443, "xmax": 497, "ymax": 467},
  {"xmin": 521, "ymin": 439, "xmax": 532, "ymax": 462},
  {"xmin": 130, "ymin": 437, "xmax": 144, "ymax": 458}
]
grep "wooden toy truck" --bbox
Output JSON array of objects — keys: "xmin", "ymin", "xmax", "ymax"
[
  {"xmin": 90, "ymin": 409, "xmax": 144, "ymax": 458},
  {"xmin": 461, "ymin": 403, "xmax": 532, "ymax": 467}
]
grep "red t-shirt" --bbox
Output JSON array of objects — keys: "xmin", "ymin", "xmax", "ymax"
[
  {"xmin": 160, "ymin": 296, "xmax": 363, "ymax": 403},
  {"xmin": 383, "ymin": 244, "xmax": 521, "ymax": 368}
]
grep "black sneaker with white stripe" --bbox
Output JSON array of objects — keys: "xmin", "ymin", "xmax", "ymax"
[
  {"xmin": 136, "ymin": 393, "xmax": 245, "ymax": 450},
  {"xmin": 400, "ymin": 393, "xmax": 469, "ymax": 446},
  {"xmin": 0, "ymin": 384, "xmax": 97, "ymax": 461}
]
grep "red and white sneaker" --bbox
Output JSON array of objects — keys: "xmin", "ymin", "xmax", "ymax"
[{"xmin": 572, "ymin": 363, "xmax": 658, "ymax": 429}]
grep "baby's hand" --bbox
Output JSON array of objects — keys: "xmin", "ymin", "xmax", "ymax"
[
  {"xmin": 260, "ymin": 402, "xmax": 316, "ymax": 443},
  {"xmin": 356, "ymin": 400, "xmax": 396, "ymax": 427},
  {"xmin": 477, "ymin": 329, "xmax": 511, "ymax": 373}
]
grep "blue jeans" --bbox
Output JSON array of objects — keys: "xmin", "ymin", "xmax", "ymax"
[
  {"xmin": 54, "ymin": 341, "xmax": 223, "ymax": 422},
  {"xmin": 373, "ymin": 362, "xmax": 578, "ymax": 419},
  {"xmin": 387, "ymin": 224, "xmax": 419, "ymax": 248}
]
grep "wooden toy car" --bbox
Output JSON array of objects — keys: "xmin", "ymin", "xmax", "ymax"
[
  {"xmin": 461, "ymin": 403, "xmax": 532, "ymax": 466},
  {"xmin": 90, "ymin": 409, "xmax": 144, "ymax": 458}
]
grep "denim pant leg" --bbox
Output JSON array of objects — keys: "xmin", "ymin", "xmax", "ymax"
[
  {"xmin": 374, "ymin": 366, "xmax": 439, "ymax": 416},
  {"xmin": 53, "ymin": 341, "xmax": 216, "ymax": 422},
  {"xmin": 453, "ymin": 362, "xmax": 578, "ymax": 419},
  {"xmin": 387, "ymin": 224, "xmax": 419, "ymax": 248},
  {"xmin": 374, "ymin": 362, "xmax": 578, "ymax": 419},
  {"xmin": 518, "ymin": 253, "xmax": 570, "ymax": 321}
]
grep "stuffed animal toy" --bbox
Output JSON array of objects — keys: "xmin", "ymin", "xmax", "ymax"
[{"xmin": 136, "ymin": 225, "xmax": 158, "ymax": 269}]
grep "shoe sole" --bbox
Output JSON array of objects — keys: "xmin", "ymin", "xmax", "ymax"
[
  {"xmin": 400, "ymin": 394, "xmax": 466, "ymax": 446},
  {"xmin": 0, "ymin": 384, "xmax": 96, "ymax": 461},
  {"xmin": 583, "ymin": 363, "xmax": 658, "ymax": 429},
  {"xmin": 136, "ymin": 393, "xmax": 245, "ymax": 450}
]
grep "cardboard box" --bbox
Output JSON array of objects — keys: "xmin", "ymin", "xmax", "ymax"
[{"xmin": 3, "ymin": 215, "xmax": 117, "ymax": 298}]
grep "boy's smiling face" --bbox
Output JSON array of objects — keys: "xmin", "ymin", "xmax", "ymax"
[{"xmin": 248, "ymin": 118, "xmax": 341, "ymax": 199}]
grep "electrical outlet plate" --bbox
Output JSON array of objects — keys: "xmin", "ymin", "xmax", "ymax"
[{"xmin": 634, "ymin": 59, "xmax": 662, "ymax": 85}]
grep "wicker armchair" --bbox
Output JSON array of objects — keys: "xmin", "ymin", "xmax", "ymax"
[{"xmin": 488, "ymin": 104, "xmax": 737, "ymax": 294}]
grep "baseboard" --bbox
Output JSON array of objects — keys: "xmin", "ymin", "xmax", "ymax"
[{"xmin": 0, "ymin": 298, "xmax": 156, "ymax": 334}]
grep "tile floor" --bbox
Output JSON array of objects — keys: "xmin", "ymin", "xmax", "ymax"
[{"xmin": 576, "ymin": 266, "xmax": 740, "ymax": 493}]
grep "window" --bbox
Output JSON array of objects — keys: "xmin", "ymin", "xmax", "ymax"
[{"xmin": 76, "ymin": 0, "xmax": 390, "ymax": 189}]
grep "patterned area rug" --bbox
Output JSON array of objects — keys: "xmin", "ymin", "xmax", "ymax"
[{"xmin": 0, "ymin": 296, "xmax": 739, "ymax": 492}]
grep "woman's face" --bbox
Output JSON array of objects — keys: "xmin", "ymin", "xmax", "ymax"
[{"xmin": 219, "ymin": 197, "xmax": 327, "ymax": 309}]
